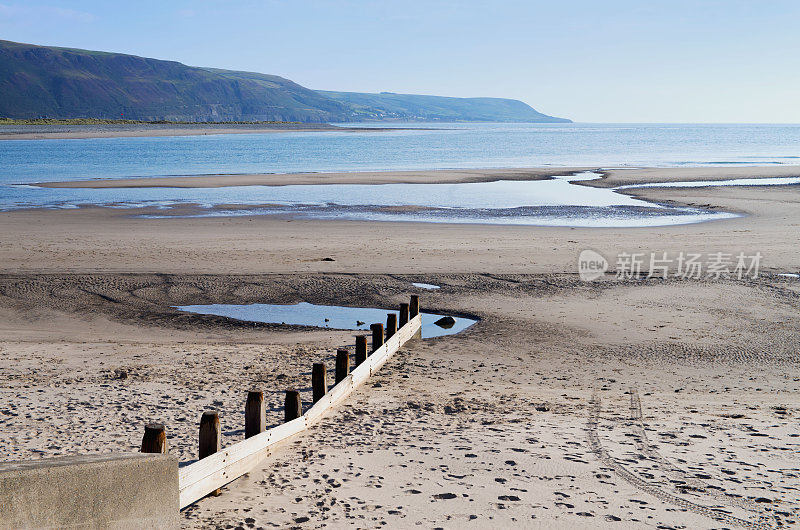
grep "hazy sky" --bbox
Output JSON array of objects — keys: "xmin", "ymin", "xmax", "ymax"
[{"xmin": 2, "ymin": 0, "xmax": 799, "ymax": 123}]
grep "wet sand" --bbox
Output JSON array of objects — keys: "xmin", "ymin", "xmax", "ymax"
[
  {"xmin": 35, "ymin": 168, "xmax": 579, "ymax": 188},
  {"xmin": 34, "ymin": 165, "xmax": 800, "ymax": 189},
  {"xmin": 588, "ymin": 165, "xmax": 800, "ymax": 188},
  {"xmin": 1, "ymin": 183, "xmax": 799, "ymax": 274},
  {"xmin": 0, "ymin": 166, "xmax": 798, "ymax": 528}
]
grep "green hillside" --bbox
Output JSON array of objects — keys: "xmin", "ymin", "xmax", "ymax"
[
  {"xmin": 0, "ymin": 40, "xmax": 570, "ymax": 123},
  {"xmin": 317, "ymin": 91, "xmax": 570, "ymax": 123},
  {"xmin": 0, "ymin": 40, "xmax": 348, "ymax": 122}
]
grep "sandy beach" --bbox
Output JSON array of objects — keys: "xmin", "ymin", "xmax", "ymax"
[
  {"xmin": 6, "ymin": 167, "xmax": 800, "ymax": 275},
  {"xmin": 1, "ymin": 166, "xmax": 799, "ymax": 528},
  {"xmin": 34, "ymin": 168, "xmax": 578, "ymax": 188},
  {"xmin": 35, "ymin": 165, "xmax": 800, "ymax": 189}
]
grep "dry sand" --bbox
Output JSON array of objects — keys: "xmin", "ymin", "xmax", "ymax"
[{"xmin": 0, "ymin": 166, "xmax": 798, "ymax": 528}]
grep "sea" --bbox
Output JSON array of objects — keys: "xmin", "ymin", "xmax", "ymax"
[{"xmin": 1, "ymin": 123, "xmax": 798, "ymax": 227}]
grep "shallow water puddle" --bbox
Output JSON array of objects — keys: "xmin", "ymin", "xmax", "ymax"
[
  {"xmin": 412, "ymin": 282, "xmax": 440, "ymax": 290},
  {"xmin": 617, "ymin": 176, "xmax": 800, "ymax": 189},
  {"xmin": 175, "ymin": 302, "xmax": 476, "ymax": 339},
  {"xmin": 8, "ymin": 171, "xmax": 800, "ymax": 227}
]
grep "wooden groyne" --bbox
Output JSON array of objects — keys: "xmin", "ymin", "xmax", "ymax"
[{"xmin": 141, "ymin": 297, "xmax": 422, "ymax": 509}]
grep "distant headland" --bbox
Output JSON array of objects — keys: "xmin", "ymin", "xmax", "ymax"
[{"xmin": 0, "ymin": 39, "xmax": 570, "ymax": 124}]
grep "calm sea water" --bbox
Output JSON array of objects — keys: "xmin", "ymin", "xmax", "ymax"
[
  {"xmin": 0, "ymin": 123, "xmax": 798, "ymax": 226},
  {"xmin": 2, "ymin": 123, "xmax": 799, "ymax": 184}
]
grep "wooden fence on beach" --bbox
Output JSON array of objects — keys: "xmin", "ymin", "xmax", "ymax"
[{"xmin": 141, "ymin": 295, "xmax": 422, "ymax": 509}]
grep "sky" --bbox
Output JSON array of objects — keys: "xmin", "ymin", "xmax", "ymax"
[{"xmin": 1, "ymin": 0, "xmax": 799, "ymax": 123}]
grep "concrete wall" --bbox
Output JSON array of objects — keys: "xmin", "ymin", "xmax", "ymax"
[{"xmin": 0, "ymin": 453, "xmax": 179, "ymax": 529}]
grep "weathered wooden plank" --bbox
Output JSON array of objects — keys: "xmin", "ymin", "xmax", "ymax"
[
  {"xmin": 284, "ymin": 390, "xmax": 302, "ymax": 422},
  {"xmin": 244, "ymin": 390, "xmax": 266, "ymax": 439},
  {"xmin": 306, "ymin": 382, "xmax": 346, "ymax": 423},
  {"xmin": 335, "ymin": 349, "xmax": 350, "ymax": 384},
  {"xmin": 177, "ymin": 314, "xmax": 420, "ymax": 509},
  {"xmin": 355, "ymin": 335, "xmax": 367, "ymax": 366},
  {"xmin": 311, "ymin": 362, "xmax": 327, "ymax": 403},
  {"xmin": 140, "ymin": 424, "xmax": 167, "ymax": 454},
  {"xmin": 178, "ymin": 416, "xmax": 305, "ymax": 485}
]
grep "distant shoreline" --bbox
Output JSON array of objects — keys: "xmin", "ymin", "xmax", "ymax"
[{"xmin": 0, "ymin": 122, "xmax": 419, "ymax": 141}]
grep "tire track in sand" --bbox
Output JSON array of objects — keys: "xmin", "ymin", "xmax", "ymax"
[{"xmin": 587, "ymin": 390, "xmax": 774, "ymax": 529}]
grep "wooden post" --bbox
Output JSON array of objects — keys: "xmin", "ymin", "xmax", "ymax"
[
  {"xmin": 355, "ymin": 335, "xmax": 367, "ymax": 365},
  {"xmin": 199, "ymin": 412, "xmax": 221, "ymax": 459},
  {"xmin": 399, "ymin": 303, "xmax": 410, "ymax": 327},
  {"xmin": 285, "ymin": 390, "xmax": 302, "ymax": 422},
  {"xmin": 386, "ymin": 313, "xmax": 397, "ymax": 339},
  {"xmin": 199, "ymin": 411, "xmax": 222, "ymax": 496},
  {"xmin": 371, "ymin": 323, "xmax": 384, "ymax": 352},
  {"xmin": 336, "ymin": 348, "xmax": 350, "ymax": 384},
  {"xmin": 410, "ymin": 295, "xmax": 420, "ymax": 317},
  {"xmin": 140, "ymin": 423, "xmax": 167, "ymax": 453},
  {"xmin": 312, "ymin": 362, "xmax": 327, "ymax": 403},
  {"xmin": 245, "ymin": 390, "xmax": 266, "ymax": 439}
]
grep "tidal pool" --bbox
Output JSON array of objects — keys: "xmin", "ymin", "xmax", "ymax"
[
  {"xmin": 175, "ymin": 302, "xmax": 477, "ymax": 339},
  {"xmin": 618, "ymin": 176, "xmax": 800, "ymax": 189},
  {"xmin": 412, "ymin": 282, "xmax": 441, "ymax": 290}
]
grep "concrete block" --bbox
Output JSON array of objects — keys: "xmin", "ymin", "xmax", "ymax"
[{"xmin": 0, "ymin": 452, "xmax": 179, "ymax": 529}]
